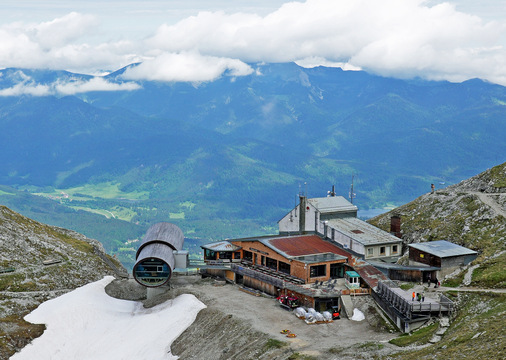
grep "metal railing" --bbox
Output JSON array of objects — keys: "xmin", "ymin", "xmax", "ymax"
[{"xmin": 376, "ymin": 281, "xmax": 454, "ymax": 319}]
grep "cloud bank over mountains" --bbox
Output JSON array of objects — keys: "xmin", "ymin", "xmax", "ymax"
[{"xmin": 0, "ymin": 0, "xmax": 505, "ymax": 88}]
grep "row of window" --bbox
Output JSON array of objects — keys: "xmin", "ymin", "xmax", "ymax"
[{"xmin": 366, "ymin": 244, "xmax": 399, "ymax": 258}]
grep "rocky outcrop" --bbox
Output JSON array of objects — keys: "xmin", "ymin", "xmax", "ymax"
[{"xmin": 0, "ymin": 206, "xmax": 127, "ymax": 359}]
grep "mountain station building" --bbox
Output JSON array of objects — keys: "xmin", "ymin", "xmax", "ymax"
[
  {"xmin": 278, "ymin": 195, "xmax": 403, "ymax": 261},
  {"xmin": 200, "ymin": 192, "xmax": 455, "ymax": 331}
]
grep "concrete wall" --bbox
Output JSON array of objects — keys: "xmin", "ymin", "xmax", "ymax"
[
  {"xmin": 278, "ymin": 206, "xmax": 301, "ymax": 233},
  {"xmin": 331, "ymin": 230, "xmax": 365, "ymax": 256}
]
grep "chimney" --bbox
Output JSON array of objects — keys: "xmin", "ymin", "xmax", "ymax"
[
  {"xmin": 390, "ymin": 215, "xmax": 402, "ymax": 238},
  {"xmin": 299, "ymin": 195, "xmax": 307, "ymax": 234}
]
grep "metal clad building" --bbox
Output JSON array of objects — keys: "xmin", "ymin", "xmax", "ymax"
[
  {"xmin": 133, "ymin": 222, "xmax": 184, "ymax": 287},
  {"xmin": 408, "ymin": 240, "xmax": 478, "ymax": 278}
]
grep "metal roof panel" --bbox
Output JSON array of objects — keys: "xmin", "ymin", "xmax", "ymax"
[
  {"xmin": 326, "ymin": 217, "xmax": 402, "ymax": 246},
  {"xmin": 307, "ymin": 196, "xmax": 358, "ymax": 213},
  {"xmin": 408, "ymin": 240, "xmax": 477, "ymax": 258}
]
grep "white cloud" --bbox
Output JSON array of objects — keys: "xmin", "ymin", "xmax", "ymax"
[
  {"xmin": 122, "ymin": 52, "xmax": 253, "ymax": 82},
  {"xmin": 54, "ymin": 77, "xmax": 141, "ymax": 95},
  {"xmin": 144, "ymin": 0, "xmax": 506, "ymax": 84},
  {"xmin": 0, "ymin": 82, "xmax": 50, "ymax": 96},
  {"xmin": 0, "ymin": 0, "xmax": 505, "ymax": 85},
  {"xmin": 32, "ymin": 12, "xmax": 98, "ymax": 49},
  {"xmin": 0, "ymin": 71, "xmax": 141, "ymax": 97},
  {"xmin": 295, "ymin": 57, "xmax": 362, "ymax": 71}
]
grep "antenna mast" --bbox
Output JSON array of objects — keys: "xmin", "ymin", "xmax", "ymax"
[{"xmin": 349, "ymin": 174, "xmax": 356, "ymax": 204}]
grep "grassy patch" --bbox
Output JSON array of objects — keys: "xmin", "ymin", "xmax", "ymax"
[
  {"xmin": 471, "ymin": 252, "xmax": 506, "ymax": 288},
  {"xmin": 0, "ymin": 273, "xmax": 25, "ymax": 291},
  {"xmin": 327, "ymin": 346, "xmax": 345, "ymax": 354},
  {"xmin": 443, "ymin": 272, "xmax": 464, "ymax": 287},
  {"xmin": 35, "ymin": 182, "xmax": 149, "ymax": 201},
  {"xmin": 46, "ymin": 228, "xmax": 94, "ymax": 254},
  {"xmin": 180, "ymin": 201, "xmax": 196, "ymax": 211},
  {"xmin": 0, "ymin": 314, "xmax": 46, "ymax": 359},
  {"xmin": 169, "ymin": 212, "xmax": 185, "ymax": 219},
  {"xmin": 400, "ymin": 282, "xmax": 416, "ymax": 290},
  {"xmin": 263, "ymin": 338, "xmax": 287, "ymax": 350},
  {"xmin": 489, "ymin": 163, "xmax": 506, "ymax": 188},
  {"xmin": 389, "ymin": 322, "xmax": 438, "ymax": 347}
]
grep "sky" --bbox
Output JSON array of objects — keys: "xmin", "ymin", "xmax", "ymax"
[
  {"xmin": 11, "ymin": 277, "xmax": 206, "ymax": 360},
  {"xmin": 0, "ymin": 0, "xmax": 505, "ymax": 86}
]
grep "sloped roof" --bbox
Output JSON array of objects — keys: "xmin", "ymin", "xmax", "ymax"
[
  {"xmin": 408, "ymin": 240, "xmax": 477, "ymax": 258},
  {"xmin": 307, "ymin": 196, "xmax": 358, "ymax": 214},
  {"xmin": 327, "ymin": 217, "xmax": 402, "ymax": 246},
  {"xmin": 261, "ymin": 235, "xmax": 351, "ymax": 259},
  {"xmin": 201, "ymin": 241, "xmax": 242, "ymax": 252},
  {"xmin": 352, "ymin": 261, "xmax": 392, "ymax": 289}
]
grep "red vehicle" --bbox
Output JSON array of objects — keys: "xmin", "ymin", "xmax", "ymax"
[
  {"xmin": 331, "ymin": 305, "xmax": 341, "ymax": 320},
  {"xmin": 277, "ymin": 295, "xmax": 299, "ymax": 310}
]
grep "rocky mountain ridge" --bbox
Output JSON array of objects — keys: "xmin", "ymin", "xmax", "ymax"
[{"xmin": 0, "ymin": 205, "xmax": 127, "ymax": 359}]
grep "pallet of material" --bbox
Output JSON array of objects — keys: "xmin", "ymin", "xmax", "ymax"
[
  {"xmin": 0, "ymin": 267, "xmax": 15, "ymax": 274},
  {"xmin": 43, "ymin": 259, "xmax": 62, "ymax": 266},
  {"xmin": 305, "ymin": 320, "xmax": 333, "ymax": 325}
]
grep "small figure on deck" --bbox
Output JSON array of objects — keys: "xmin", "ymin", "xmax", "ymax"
[
  {"xmin": 422, "ymin": 292, "xmax": 425, "ymax": 302},
  {"xmin": 434, "ymin": 278, "xmax": 439, "ymax": 288},
  {"xmin": 431, "ymin": 183, "xmax": 435, "ymax": 194},
  {"xmin": 428, "ymin": 278, "xmax": 431, "ymax": 287},
  {"xmin": 412, "ymin": 291, "xmax": 416, "ymax": 301}
]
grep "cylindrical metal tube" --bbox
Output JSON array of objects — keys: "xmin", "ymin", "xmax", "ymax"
[{"xmin": 133, "ymin": 223, "xmax": 184, "ymax": 287}]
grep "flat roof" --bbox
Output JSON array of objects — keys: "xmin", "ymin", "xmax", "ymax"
[
  {"xmin": 308, "ymin": 196, "xmax": 358, "ymax": 214},
  {"xmin": 346, "ymin": 271, "xmax": 360, "ymax": 277},
  {"xmin": 201, "ymin": 241, "xmax": 242, "ymax": 252},
  {"xmin": 408, "ymin": 240, "xmax": 477, "ymax": 258},
  {"xmin": 293, "ymin": 252, "xmax": 348, "ymax": 264},
  {"xmin": 327, "ymin": 217, "xmax": 402, "ymax": 246}
]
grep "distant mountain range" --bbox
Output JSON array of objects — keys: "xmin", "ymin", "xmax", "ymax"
[{"xmin": 0, "ymin": 63, "xmax": 505, "ymax": 266}]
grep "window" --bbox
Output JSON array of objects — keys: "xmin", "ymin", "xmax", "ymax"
[
  {"xmin": 243, "ymin": 250, "xmax": 252, "ymax": 261},
  {"xmin": 234, "ymin": 251, "xmax": 241, "ymax": 259},
  {"xmin": 310, "ymin": 264, "xmax": 326, "ymax": 278},
  {"xmin": 279, "ymin": 261, "xmax": 291, "ymax": 274},
  {"xmin": 266, "ymin": 257, "xmax": 277, "ymax": 270},
  {"xmin": 205, "ymin": 249, "xmax": 217, "ymax": 260},
  {"xmin": 219, "ymin": 251, "xmax": 232, "ymax": 259},
  {"xmin": 367, "ymin": 248, "xmax": 374, "ymax": 257},
  {"xmin": 392, "ymin": 245, "xmax": 398, "ymax": 254},
  {"xmin": 380, "ymin": 246, "xmax": 386, "ymax": 255}
]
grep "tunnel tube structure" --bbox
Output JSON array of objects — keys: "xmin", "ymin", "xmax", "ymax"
[{"xmin": 133, "ymin": 222, "xmax": 184, "ymax": 287}]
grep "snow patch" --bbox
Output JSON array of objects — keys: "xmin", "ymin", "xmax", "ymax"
[
  {"xmin": 351, "ymin": 308, "xmax": 365, "ymax": 321},
  {"xmin": 12, "ymin": 276, "xmax": 206, "ymax": 360}
]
